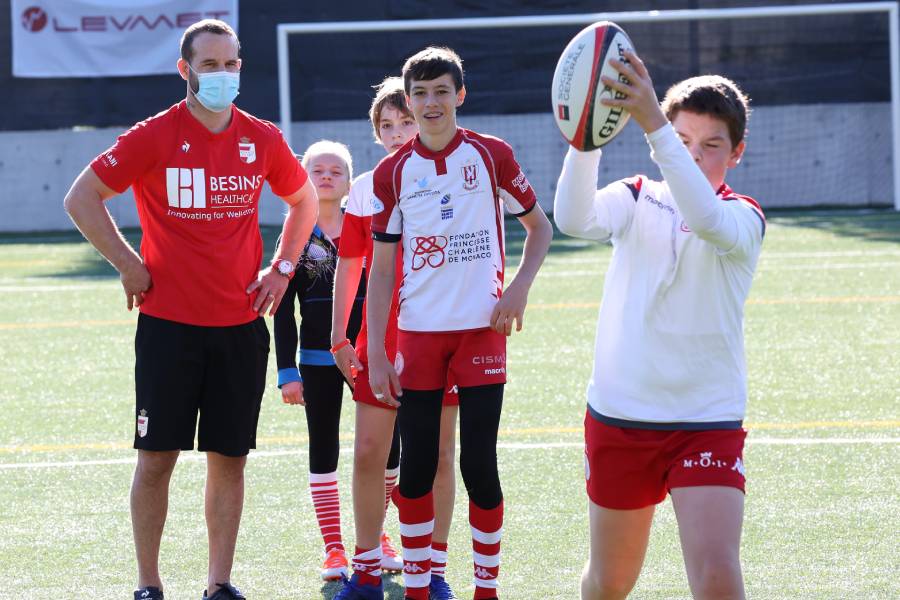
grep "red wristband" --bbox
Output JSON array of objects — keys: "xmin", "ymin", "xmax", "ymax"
[{"xmin": 330, "ymin": 339, "xmax": 351, "ymax": 354}]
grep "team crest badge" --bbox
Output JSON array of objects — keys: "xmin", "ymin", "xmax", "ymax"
[
  {"xmin": 238, "ymin": 137, "xmax": 256, "ymax": 164},
  {"xmin": 137, "ymin": 409, "xmax": 149, "ymax": 438},
  {"xmin": 394, "ymin": 352, "xmax": 404, "ymax": 375},
  {"xmin": 461, "ymin": 163, "xmax": 478, "ymax": 191}
]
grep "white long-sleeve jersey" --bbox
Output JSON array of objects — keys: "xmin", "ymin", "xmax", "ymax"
[{"xmin": 554, "ymin": 123, "xmax": 765, "ymax": 429}]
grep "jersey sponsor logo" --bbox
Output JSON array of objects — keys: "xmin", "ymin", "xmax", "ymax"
[
  {"xmin": 447, "ymin": 229, "xmax": 492, "ymax": 264},
  {"xmin": 461, "ymin": 163, "xmax": 479, "ymax": 191},
  {"xmin": 166, "ymin": 168, "xmax": 262, "ymax": 214},
  {"xmin": 394, "ymin": 352, "xmax": 404, "ymax": 375},
  {"xmin": 166, "ymin": 167, "xmax": 206, "ymax": 208},
  {"xmin": 403, "ymin": 187, "xmax": 440, "ymax": 202},
  {"xmin": 416, "ymin": 176, "xmax": 429, "ymax": 189},
  {"xmin": 511, "ymin": 170, "xmax": 530, "ymax": 194},
  {"xmin": 136, "ymin": 409, "xmax": 149, "ymax": 438},
  {"xmin": 483, "ymin": 367, "xmax": 505, "ymax": 375},
  {"xmin": 410, "ymin": 235, "xmax": 448, "ymax": 270},
  {"xmin": 683, "ymin": 451, "xmax": 740, "ymax": 471},
  {"xmin": 101, "ymin": 151, "xmax": 118, "ymax": 168},
  {"xmin": 181, "ymin": 140, "xmax": 191, "ymax": 153},
  {"xmin": 439, "ymin": 194, "xmax": 453, "ymax": 220},
  {"xmin": 369, "ymin": 197, "xmax": 384, "ymax": 213},
  {"xmin": 238, "ymin": 138, "xmax": 256, "ymax": 164}
]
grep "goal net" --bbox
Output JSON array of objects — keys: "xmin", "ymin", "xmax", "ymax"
[{"xmin": 276, "ymin": 3, "xmax": 899, "ymax": 212}]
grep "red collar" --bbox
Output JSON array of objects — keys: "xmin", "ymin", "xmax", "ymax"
[{"xmin": 413, "ymin": 128, "xmax": 464, "ymax": 160}]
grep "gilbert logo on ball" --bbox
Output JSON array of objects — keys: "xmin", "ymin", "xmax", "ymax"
[{"xmin": 552, "ymin": 21, "xmax": 635, "ymax": 150}]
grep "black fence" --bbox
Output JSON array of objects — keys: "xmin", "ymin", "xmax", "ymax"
[{"xmin": 0, "ymin": 0, "xmax": 892, "ymax": 131}]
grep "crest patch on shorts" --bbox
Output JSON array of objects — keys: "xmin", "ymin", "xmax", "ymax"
[{"xmin": 137, "ymin": 409, "xmax": 149, "ymax": 438}]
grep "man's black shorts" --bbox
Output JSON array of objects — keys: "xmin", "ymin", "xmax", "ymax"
[{"xmin": 134, "ymin": 313, "xmax": 269, "ymax": 457}]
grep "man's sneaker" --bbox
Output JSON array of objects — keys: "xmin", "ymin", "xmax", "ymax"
[
  {"xmin": 201, "ymin": 582, "xmax": 246, "ymax": 599},
  {"xmin": 380, "ymin": 532, "xmax": 403, "ymax": 572},
  {"xmin": 322, "ymin": 547, "xmax": 350, "ymax": 581},
  {"xmin": 134, "ymin": 587, "xmax": 164, "ymax": 600},
  {"xmin": 428, "ymin": 575, "xmax": 458, "ymax": 600},
  {"xmin": 333, "ymin": 574, "xmax": 384, "ymax": 600}
]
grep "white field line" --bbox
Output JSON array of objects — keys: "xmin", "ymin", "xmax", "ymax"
[
  {"xmin": 534, "ymin": 262, "xmax": 900, "ymax": 279},
  {"xmin": 0, "ymin": 251, "xmax": 896, "ymax": 292},
  {"xmin": 12, "ymin": 255, "xmax": 894, "ymax": 290},
  {"xmin": 759, "ymin": 261, "xmax": 900, "ymax": 271},
  {"xmin": 0, "ymin": 284, "xmax": 120, "ymax": 292},
  {"xmin": 542, "ymin": 250, "xmax": 900, "ymax": 266},
  {"xmin": 1, "ymin": 438, "xmax": 897, "ymax": 471}
]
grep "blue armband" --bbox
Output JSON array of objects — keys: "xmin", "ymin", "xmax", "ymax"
[{"xmin": 277, "ymin": 368, "xmax": 302, "ymax": 388}]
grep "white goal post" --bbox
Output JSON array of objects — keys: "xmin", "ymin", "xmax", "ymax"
[{"xmin": 277, "ymin": 2, "xmax": 900, "ymax": 210}]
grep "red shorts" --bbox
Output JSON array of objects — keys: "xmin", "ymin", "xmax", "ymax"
[
  {"xmin": 397, "ymin": 328, "xmax": 507, "ymax": 390},
  {"xmin": 352, "ymin": 352, "xmax": 459, "ymax": 409},
  {"xmin": 584, "ymin": 411, "xmax": 747, "ymax": 510}
]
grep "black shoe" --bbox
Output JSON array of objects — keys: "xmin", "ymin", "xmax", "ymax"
[
  {"xmin": 134, "ymin": 587, "xmax": 164, "ymax": 600},
  {"xmin": 202, "ymin": 582, "xmax": 246, "ymax": 600}
]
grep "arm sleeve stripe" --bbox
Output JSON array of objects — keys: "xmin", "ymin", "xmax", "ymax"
[
  {"xmin": 372, "ymin": 231, "xmax": 401, "ymax": 243},
  {"xmin": 723, "ymin": 197, "xmax": 767, "ymax": 238},
  {"xmin": 512, "ymin": 203, "xmax": 536, "ymax": 218}
]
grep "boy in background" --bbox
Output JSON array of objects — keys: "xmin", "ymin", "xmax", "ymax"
[
  {"xmin": 367, "ymin": 47, "xmax": 553, "ymax": 600},
  {"xmin": 331, "ymin": 78, "xmax": 461, "ymax": 600}
]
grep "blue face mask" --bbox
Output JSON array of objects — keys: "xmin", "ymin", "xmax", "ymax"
[{"xmin": 189, "ymin": 65, "xmax": 240, "ymax": 113}]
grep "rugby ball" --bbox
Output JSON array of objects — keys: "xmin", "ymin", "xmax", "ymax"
[{"xmin": 551, "ymin": 21, "xmax": 635, "ymax": 150}]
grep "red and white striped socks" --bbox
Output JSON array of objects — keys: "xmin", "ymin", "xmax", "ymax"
[
  {"xmin": 394, "ymin": 489, "xmax": 434, "ymax": 600},
  {"xmin": 351, "ymin": 545, "xmax": 382, "ymax": 586},
  {"xmin": 470, "ymin": 500, "xmax": 503, "ymax": 599},
  {"xmin": 309, "ymin": 471, "xmax": 344, "ymax": 553},
  {"xmin": 431, "ymin": 540, "xmax": 448, "ymax": 579},
  {"xmin": 384, "ymin": 466, "xmax": 399, "ymax": 516}
]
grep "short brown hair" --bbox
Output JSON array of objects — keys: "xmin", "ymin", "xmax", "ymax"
[
  {"xmin": 180, "ymin": 19, "xmax": 239, "ymax": 64},
  {"xmin": 402, "ymin": 46, "xmax": 464, "ymax": 94},
  {"xmin": 369, "ymin": 77, "xmax": 413, "ymax": 142},
  {"xmin": 661, "ymin": 75, "xmax": 751, "ymax": 147}
]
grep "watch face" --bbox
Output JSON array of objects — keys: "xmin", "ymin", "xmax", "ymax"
[{"xmin": 276, "ymin": 260, "xmax": 292, "ymax": 275}]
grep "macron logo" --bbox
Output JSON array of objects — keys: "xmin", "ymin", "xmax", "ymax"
[{"xmin": 166, "ymin": 168, "xmax": 206, "ymax": 208}]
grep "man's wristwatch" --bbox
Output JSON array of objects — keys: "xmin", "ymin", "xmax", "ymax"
[{"xmin": 271, "ymin": 258, "xmax": 296, "ymax": 279}]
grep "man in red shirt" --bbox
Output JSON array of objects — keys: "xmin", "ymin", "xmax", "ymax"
[{"xmin": 63, "ymin": 20, "xmax": 317, "ymax": 600}]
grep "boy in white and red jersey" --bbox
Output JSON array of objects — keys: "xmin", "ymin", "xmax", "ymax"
[
  {"xmin": 330, "ymin": 77, "xmax": 461, "ymax": 600},
  {"xmin": 366, "ymin": 48, "xmax": 553, "ymax": 600},
  {"xmin": 63, "ymin": 20, "xmax": 317, "ymax": 600},
  {"xmin": 553, "ymin": 51, "xmax": 764, "ymax": 600}
]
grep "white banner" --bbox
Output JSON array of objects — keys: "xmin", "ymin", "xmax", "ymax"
[{"xmin": 12, "ymin": 0, "xmax": 238, "ymax": 78}]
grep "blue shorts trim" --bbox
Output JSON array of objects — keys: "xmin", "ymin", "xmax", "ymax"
[{"xmin": 299, "ymin": 348, "xmax": 335, "ymax": 366}]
